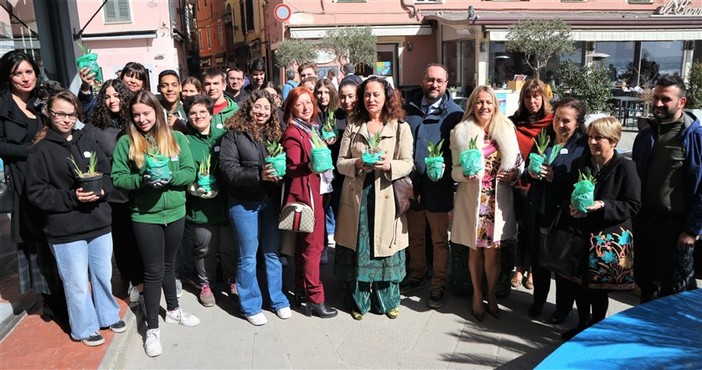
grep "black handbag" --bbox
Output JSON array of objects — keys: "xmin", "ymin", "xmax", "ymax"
[
  {"xmin": 0, "ymin": 165, "xmax": 14, "ymax": 214},
  {"xmin": 538, "ymin": 208, "xmax": 585, "ymax": 276}
]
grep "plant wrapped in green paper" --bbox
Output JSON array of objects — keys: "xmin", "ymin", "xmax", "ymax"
[
  {"xmin": 75, "ymin": 42, "xmax": 103, "ymax": 93},
  {"xmin": 310, "ymin": 130, "xmax": 334, "ymax": 173},
  {"xmin": 571, "ymin": 169, "xmax": 597, "ymax": 213},
  {"xmin": 68, "ymin": 151, "xmax": 103, "ymax": 194},
  {"xmin": 321, "ymin": 111, "xmax": 336, "ymax": 140},
  {"xmin": 197, "ymin": 153, "xmax": 216, "ymax": 192},
  {"xmin": 424, "ymin": 139, "xmax": 445, "ymax": 182},
  {"xmin": 459, "ymin": 135, "xmax": 483, "ymax": 176},
  {"xmin": 264, "ymin": 140, "xmax": 287, "ymax": 177},
  {"xmin": 529, "ymin": 131, "xmax": 564, "ymax": 177},
  {"xmin": 145, "ymin": 146, "xmax": 171, "ymax": 181},
  {"xmin": 361, "ymin": 130, "xmax": 384, "ymax": 166}
]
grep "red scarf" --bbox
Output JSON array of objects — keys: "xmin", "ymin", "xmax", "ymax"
[{"xmin": 514, "ymin": 113, "xmax": 553, "ymax": 160}]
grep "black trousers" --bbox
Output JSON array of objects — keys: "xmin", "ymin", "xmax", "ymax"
[{"xmin": 133, "ymin": 218, "xmax": 184, "ymax": 329}]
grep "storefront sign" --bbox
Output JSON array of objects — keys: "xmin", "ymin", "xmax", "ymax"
[{"xmin": 655, "ymin": 0, "xmax": 702, "ymax": 16}]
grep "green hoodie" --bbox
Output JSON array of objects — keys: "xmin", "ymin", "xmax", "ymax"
[
  {"xmin": 185, "ymin": 122, "xmax": 228, "ymax": 225},
  {"xmin": 111, "ymin": 131, "xmax": 196, "ymax": 224},
  {"xmin": 211, "ymin": 96, "xmax": 238, "ymax": 129}
]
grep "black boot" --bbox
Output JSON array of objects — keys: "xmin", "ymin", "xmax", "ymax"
[{"xmin": 305, "ymin": 301, "xmax": 338, "ymax": 318}]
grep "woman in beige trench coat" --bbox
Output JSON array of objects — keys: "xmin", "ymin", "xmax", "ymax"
[
  {"xmin": 450, "ymin": 86, "xmax": 522, "ymax": 321},
  {"xmin": 334, "ymin": 77, "xmax": 414, "ymax": 320}
]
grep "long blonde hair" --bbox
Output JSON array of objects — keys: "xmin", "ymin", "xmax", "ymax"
[
  {"xmin": 126, "ymin": 90, "xmax": 180, "ymax": 168},
  {"xmin": 462, "ymin": 85, "xmax": 514, "ymax": 138}
]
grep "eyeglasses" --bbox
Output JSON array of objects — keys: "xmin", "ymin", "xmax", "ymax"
[
  {"xmin": 49, "ymin": 109, "xmax": 78, "ymax": 121},
  {"xmin": 188, "ymin": 111, "xmax": 210, "ymax": 118},
  {"xmin": 423, "ymin": 77, "xmax": 447, "ymax": 85}
]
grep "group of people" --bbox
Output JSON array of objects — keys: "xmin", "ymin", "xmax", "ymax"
[{"xmin": 1, "ymin": 47, "xmax": 699, "ymax": 358}]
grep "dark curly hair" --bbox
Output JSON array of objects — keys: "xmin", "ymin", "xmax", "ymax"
[
  {"xmin": 354, "ymin": 76, "xmax": 405, "ymax": 123},
  {"xmin": 90, "ymin": 79, "xmax": 132, "ymax": 129},
  {"xmin": 225, "ymin": 90, "xmax": 281, "ymax": 143}
]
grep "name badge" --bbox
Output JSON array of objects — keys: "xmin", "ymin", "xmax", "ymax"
[
  {"xmin": 214, "ymin": 146, "xmax": 221, "ymax": 152},
  {"xmin": 216, "ymin": 123, "xmax": 224, "ymax": 129},
  {"xmin": 83, "ymin": 151, "xmax": 92, "ymax": 158},
  {"xmin": 170, "ymin": 155, "xmax": 179, "ymax": 161},
  {"xmin": 560, "ymin": 148, "xmax": 569, "ymax": 155}
]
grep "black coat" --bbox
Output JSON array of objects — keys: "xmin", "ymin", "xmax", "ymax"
[
  {"xmin": 219, "ymin": 130, "xmax": 281, "ymax": 201},
  {"xmin": 81, "ymin": 120, "xmax": 130, "ymax": 203},
  {"xmin": 25, "ymin": 129, "xmax": 113, "ymax": 243}
]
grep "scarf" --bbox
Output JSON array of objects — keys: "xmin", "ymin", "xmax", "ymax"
[{"xmin": 514, "ymin": 113, "xmax": 553, "ymax": 160}]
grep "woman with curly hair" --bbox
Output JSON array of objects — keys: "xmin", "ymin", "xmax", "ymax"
[
  {"xmin": 83, "ymin": 79, "xmax": 144, "ymax": 302},
  {"xmin": 220, "ymin": 90, "xmax": 291, "ymax": 325},
  {"xmin": 335, "ymin": 77, "xmax": 414, "ymax": 320}
]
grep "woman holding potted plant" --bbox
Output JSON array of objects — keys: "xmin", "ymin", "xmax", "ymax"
[
  {"xmin": 25, "ymin": 90, "xmax": 125, "ymax": 347},
  {"xmin": 79, "ymin": 61, "xmax": 151, "ymax": 117},
  {"xmin": 111, "ymin": 91, "xmax": 199, "ymax": 357},
  {"xmin": 181, "ymin": 94, "xmax": 235, "ymax": 308},
  {"xmin": 335, "ymin": 77, "xmax": 414, "ymax": 320},
  {"xmin": 450, "ymin": 85, "xmax": 522, "ymax": 321},
  {"xmin": 220, "ymin": 90, "xmax": 291, "ymax": 325},
  {"xmin": 281, "ymin": 87, "xmax": 337, "ymax": 318}
]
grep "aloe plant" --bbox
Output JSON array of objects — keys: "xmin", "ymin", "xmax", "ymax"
[
  {"xmin": 367, "ymin": 130, "xmax": 382, "ymax": 152},
  {"xmin": 534, "ymin": 131, "xmax": 550, "ymax": 155},
  {"xmin": 469, "ymin": 135, "xmax": 479, "ymax": 150},
  {"xmin": 322, "ymin": 111, "xmax": 335, "ymax": 132},
  {"xmin": 311, "ymin": 129, "xmax": 327, "ymax": 148},
  {"xmin": 199, "ymin": 153, "xmax": 211, "ymax": 176},
  {"xmin": 68, "ymin": 152, "xmax": 100, "ymax": 178},
  {"xmin": 266, "ymin": 140, "xmax": 284, "ymax": 157},
  {"xmin": 427, "ymin": 139, "xmax": 445, "ymax": 158},
  {"xmin": 577, "ymin": 168, "xmax": 597, "ymax": 185}
]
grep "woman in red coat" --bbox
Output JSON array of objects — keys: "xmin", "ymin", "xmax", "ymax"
[{"xmin": 281, "ymin": 87, "xmax": 337, "ymax": 318}]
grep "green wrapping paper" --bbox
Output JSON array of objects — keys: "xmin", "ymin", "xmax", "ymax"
[
  {"xmin": 528, "ymin": 153, "xmax": 545, "ymax": 176},
  {"xmin": 424, "ymin": 156, "xmax": 445, "ymax": 182},
  {"xmin": 145, "ymin": 154, "xmax": 171, "ymax": 180},
  {"xmin": 197, "ymin": 174, "xmax": 215, "ymax": 192},
  {"xmin": 311, "ymin": 147, "xmax": 334, "ymax": 172},
  {"xmin": 321, "ymin": 129, "xmax": 336, "ymax": 140},
  {"xmin": 571, "ymin": 179, "xmax": 595, "ymax": 213},
  {"xmin": 76, "ymin": 53, "xmax": 103, "ymax": 84},
  {"xmin": 459, "ymin": 149, "xmax": 483, "ymax": 176},
  {"xmin": 362, "ymin": 150, "xmax": 384, "ymax": 166},
  {"xmin": 264, "ymin": 153, "xmax": 287, "ymax": 177}
]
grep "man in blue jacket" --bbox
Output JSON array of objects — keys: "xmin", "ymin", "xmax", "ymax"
[
  {"xmin": 632, "ymin": 74, "xmax": 702, "ymax": 303},
  {"xmin": 401, "ymin": 64, "xmax": 463, "ymax": 308}
]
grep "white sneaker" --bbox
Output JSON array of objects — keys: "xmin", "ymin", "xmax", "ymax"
[
  {"xmin": 245, "ymin": 312, "xmax": 267, "ymax": 326},
  {"xmin": 128, "ymin": 283, "xmax": 140, "ymax": 303},
  {"xmin": 165, "ymin": 307, "xmax": 200, "ymax": 327},
  {"xmin": 144, "ymin": 328, "xmax": 162, "ymax": 357},
  {"xmin": 176, "ymin": 279, "xmax": 183, "ymax": 298},
  {"xmin": 276, "ymin": 307, "xmax": 292, "ymax": 319}
]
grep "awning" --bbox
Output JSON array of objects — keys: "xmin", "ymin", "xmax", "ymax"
[
  {"xmin": 289, "ymin": 24, "xmax": 431, "ymax": 39},
  {"xmin": 489, "ymin": 29, "xmax": 702, "ymax": 41},
  {"xmin": 80, "ymin": 30, "xmax": 158, "ymax": 41}
]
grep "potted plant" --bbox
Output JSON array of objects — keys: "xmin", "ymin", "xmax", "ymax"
[
  {"xmin": 571, "ymin": 169, "xmax": 597, "ymax": 213},
  {"xmin": 528, "ymin": 131, "xmax": 562, "ymax": 177},
  {"xmin": 361, "ymin": 130, "xmax": 383, "ymax": 166},
  {"xmin": 448, "ymin": 86, "xmax": 458, "ymax": 99},
  {"xmin": 310, "ymin": 130, "xmax": 334, "ymax": 173},
  {"xmin": 264, "ymin": 140, "xmax": 287, "ymax": 177},
  {"xmin": 68, "ymin": 151, "xmax": 102, "ymax": 194},
  {"xmin": 76, "ymin": 42, "xmax": 103, "ymax": 93},
  {"xmin": 424, "ymin": 139, "xmax": 445, "ymax": 182},
  {"xmin": 321, "ymin": 111, "xmax": 336, "ymax": 140},
  {"xmin": 196, "ymin": 153, "xmax": 215, "ymax": 192},
  {"xmin": 685, "ymin": 60, "xmax": 702, "ymax": 119},
  {"xmin": 459, "ymin": 135, "xmax": 483, "ymax": 176},
  {"xmin": 145, "ymin": 146, "xmax": 171, "ymax": 181}
]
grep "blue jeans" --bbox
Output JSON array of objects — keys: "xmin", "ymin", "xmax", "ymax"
[
  {"xmin": 228, "ymin": 196, "xmax": 289, "ymax": 316},
  {"xmin": 50, "ymin": 233, "xmax": 120, "ymax": 340}
]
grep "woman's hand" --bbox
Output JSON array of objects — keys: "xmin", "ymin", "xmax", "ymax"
[
  {"xmin": 76, "ymin": 188, "xmax": 102, "ymax": 203},
  {"xmin": 497, "ymin": 167, "xmax": 519, "ymax": 184},
  {"xmin": 542, "ymin": 165, "xmax": 554, "ymax": 182},
  {"xmin": 584, "ymin": 200, "xmax": 605, "ymax": 213},
  {"xmin": 79, "ymin": 67, "xmax": 95, "ymax": 92},
  {"xmin": 261, "ymin": 164, "xmax": 281, "ymax": 182},
  {"xmin": 355, "ymin": 157, "xmax": 373, "ymax": 173},
  {"xmin": 569, "ymin": 203, "xmax": 594, "ymax": 218},
  {"xmin": 374, "ymin": 154, "xmax": 391, "ymax": 172},
  {"xmin": 463, "ymin": 173, "xmax": 479, "ymax": 181},
  {"xmin": 324, "ymin": 137, "xmax": 337, "ymax": 146}
]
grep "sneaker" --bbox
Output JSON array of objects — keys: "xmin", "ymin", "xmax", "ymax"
[
  {"xmin": 109, "ymin": 320, "xmax": 127, "ymax": 333},
  {"xmin": 276, "ymin": 306, "xmax": 292, "ymax": 319},
  {"xmin": 400, "ymin": 277, "xmax": 427, "ymax": 294},
  {"xmin": 386, "ymin": 307, "xmax": 400, "ymax": 319},
  {"xmin": 175, "ymin": 278, "xmax": 183, "ymax": 298},
  {"xmin": 165, "ymin": 307, "xmax": 200, "ymax": 327},
  {"xmin": 199, "ymin": 284, "xmax": 215, "ymax": 307},
  {"xmin": 427, "ymin": 286, "xmax": 445, "ymax": 309},
  {"xmin": 81, "ymin": 332, "xmax": 105, "ymax": 347},
  {"xmin": 246, "ymin": 312, "xmax": 268, "ymax": 326},
  {"xmin": 144, "ymin": 328, "xmax": 162, "ymax": 357},
  {"xmin": 128, "ymin": 283, "xmax": 140, "ymax": 303}
]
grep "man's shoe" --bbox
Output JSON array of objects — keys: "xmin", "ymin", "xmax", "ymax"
[
  {"xmin": 400, "ymin": 278, "xmax": 426, "ymax": 294},
  {"xmin": 199, "ymin": 284, "xmax": 215, "ymax": 307},
  {"xmin": 81, "ymin": 332, "xmax": 105, "ymax": 347},
  {"xmin": 427, "ymin": 286, "xmax": 445, "ymax": 309},
  {"xmin": 144, "ymin": 328, "xmax": 162, "ymax": 357},
  {"xmin": 165, "ymin": 307, "xmax": 200, "ymax": 327}
]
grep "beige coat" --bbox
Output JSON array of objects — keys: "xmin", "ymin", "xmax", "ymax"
[
  {"xmin": 335, "ymin": 119, "xmax": 414, "ymax": 257},
  {"xmin": 449, "ymin": 118, "xmax": 522, "ymax": 249}
]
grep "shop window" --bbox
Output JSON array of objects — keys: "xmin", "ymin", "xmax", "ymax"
[
  {"xmin": 104, "ymin": 0, "xmax": 131, "ymax": 23},
  {"xmin": 543, "ymin": 41, "xmax": 585, "ymax": 82},
  {"xmin": 488, "ymin": 42, "xmax": 531, "ymax": 88},
  {"xmin": 442, "ymin": 40, "xmax": 476, "ymax": 96},
  {"xmin": 596, "ymin": 41, "xmax": 636, "ymax": 84}
]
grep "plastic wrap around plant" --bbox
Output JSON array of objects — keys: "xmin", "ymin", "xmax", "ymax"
[
  {"xmin": 145, "ymin": 153, "xmax": 171, "ymax": 181},
  {"xmin": 459, "ymin": 135, "xmax": 482, "ymax": 176},
  {"xmin": 264, "ymin": 153, "xmax": 287, "ymax": 177},
  {"xmin": 425, "ymin": 139, "xmax": 445, "ymax": 182},
  {"xmin": 76, "ymin": 43, "xmax": 103, "ymax": 91},
  {"xmin": 571, "ymin": 169, "xmax": 596, "ymax": 213},
  {"xmin": 311, "ymin": 147, "xmax": 334, "ymax": 172}
]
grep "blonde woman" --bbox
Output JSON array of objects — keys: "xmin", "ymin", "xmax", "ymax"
[{"xmin": 450, "ymin": 86, "xmax": 523, "ymax": 321}]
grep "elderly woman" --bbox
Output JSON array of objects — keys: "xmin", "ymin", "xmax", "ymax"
[
  {"xmin": 561, "ymin": 117, "xmax": 641, "ymax": 340},
  {"xmin": 523, "ymin": 98, "xmax": 588, "ymax": 323},
  {"xmin": 450, "ymin": 86, "xmax": 522, "ymax": 321},
  {"xmin": 335, "ymin": 77, "xmax": 413, "ymax": 320},
  {"xmin": 510, "ymin": 79, "xmax": 554, "ymax": 291},
  {"xmin": 220, "ymin": 90, "xmax": 291, "ymax": 325},
  {"xmin": 281, "ymin": 87, "xmax": 337, "ymax": 318}
]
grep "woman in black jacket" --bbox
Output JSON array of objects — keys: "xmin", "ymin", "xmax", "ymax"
[
  {"xmin": 220, "ymin": 90, "xmax": 291, "ymax": 326},
  {"xmin": 25, "ymin": 91, "xmax": 124, "ymax": 346}
]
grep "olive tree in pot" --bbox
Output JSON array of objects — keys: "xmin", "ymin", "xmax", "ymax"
[
  {"xmin": 554, "ymin": 61, "xmax": 613, "ymax": 124},
  {"xmin": 68, "ymin": 151, "xmax": 103, "ymax": 194}
]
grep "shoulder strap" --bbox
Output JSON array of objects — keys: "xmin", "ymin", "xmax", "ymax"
[{"xmin": 393, "ymin": 121, "xmax": 403, "ymax": 160}]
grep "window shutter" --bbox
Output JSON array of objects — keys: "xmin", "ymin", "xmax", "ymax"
[{"xmin": 105, "ymin": 0, "xmax": 131, "ymax": 23}]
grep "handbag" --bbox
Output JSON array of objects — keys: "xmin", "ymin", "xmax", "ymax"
[
  {"xmin": 392, "ymin": 121, "xmax": 415, "ymax": 218},
  {"xmin": 278, "ymin": 175, "xmax": 315, "ymax": 233},
  {"xmin": 538, "ymin": 207, "xmax": 585, "ymax": 276},
  {"xmin": 0, "ymin": 164, "xmax": 14, "ymax": 214}
]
